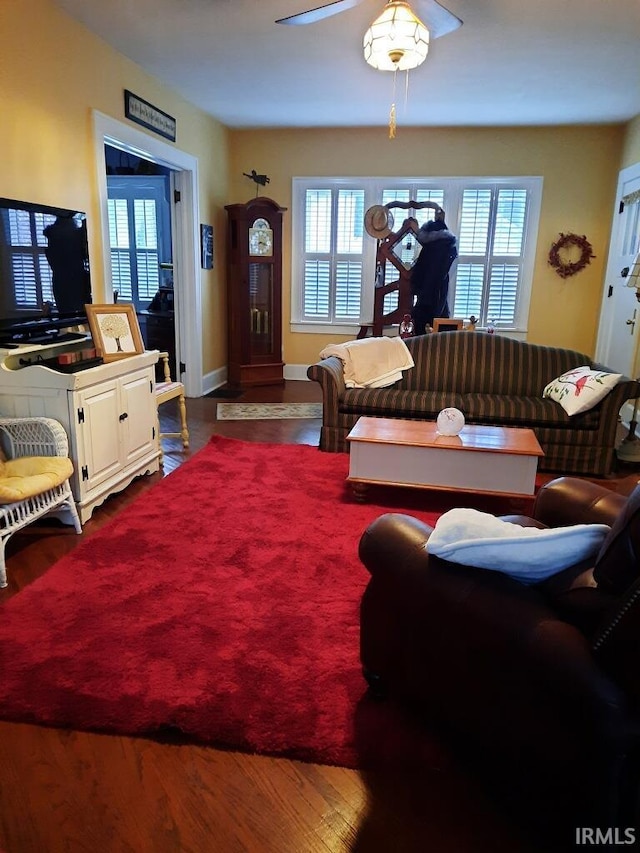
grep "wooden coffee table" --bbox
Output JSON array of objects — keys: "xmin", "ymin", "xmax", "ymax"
[{"xmin": 346, "ymin": 416, "xmax": 544, "ymax": 501}]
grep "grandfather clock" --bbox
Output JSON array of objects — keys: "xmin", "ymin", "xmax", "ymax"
[{"xmin": 225, "ymin": 197, "xmax": 286, "ymax": 386}]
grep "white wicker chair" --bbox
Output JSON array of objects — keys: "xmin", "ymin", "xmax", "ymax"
[{"xmin": 0, "ymin": 417, "xmax": 82, "ymax": 588}]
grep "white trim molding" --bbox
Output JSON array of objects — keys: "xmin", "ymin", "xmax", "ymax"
[{"xmin": 92, "ymin": 110, "xmax": 203, "ymax": 398}]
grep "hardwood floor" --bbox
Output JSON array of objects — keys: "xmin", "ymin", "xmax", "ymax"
[{"xmin": 0, "ymin": 383, "xmax": 637, "ymax": 853}]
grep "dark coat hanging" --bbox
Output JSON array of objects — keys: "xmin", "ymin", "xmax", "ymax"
[{"xmin": 410, "ymin": 220, "xmax": 458, "ymax": 335}]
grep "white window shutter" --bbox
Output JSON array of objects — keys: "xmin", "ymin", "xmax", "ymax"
[{"xmin": 293, "ymin": 177, "xmax": 541, "ymax": 333}]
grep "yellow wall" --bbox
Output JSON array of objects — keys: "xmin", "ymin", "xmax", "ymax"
[
  {"xmin": 1, "ymin": 0, "xmax": 229, "ymax": 374},
  {"xmin": 622, "ymin": 115, "xmax": 640, "ymax": 169},
  {"xmin": 228, "ymin": 124, "xmax": 625, "ymax": 363}
]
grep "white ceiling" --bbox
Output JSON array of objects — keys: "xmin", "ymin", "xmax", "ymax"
[{"xmin": 54, "ymin": 0, "xmax": 640, "ymax": 129}]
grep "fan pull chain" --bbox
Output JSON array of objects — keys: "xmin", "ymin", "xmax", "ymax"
[
  {"xmin": 389, "ymin": 104, "xmax": 396, "ymax": 139},
  {"xmin": 389, "ymin": 68, "xmax": 398, "ymax": 139}
]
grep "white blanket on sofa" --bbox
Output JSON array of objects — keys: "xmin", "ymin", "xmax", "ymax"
[
  {"xmin": 319, "ymin": 337, "xmax": 414, "ymax": 388},
  {"xmin": 426, "ymin": 508, "xmax": 610, "ymax": 583}
]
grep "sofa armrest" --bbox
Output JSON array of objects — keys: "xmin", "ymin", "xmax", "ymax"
[
  {"xmin": 533, "ymin": 476, "xmax": 626, "ymax": 528},
  {"xmin": 307, "ymin": 356, "xmax": 346, "ymax": 427},
  {"xmin": 359, "ymin": 512, "xmax": 433, "ymax": 582},
  {"xmin": 600, "ymin": 375, "xmax": 640, "ymax": 404},
  {"xmin": 589, "ymin": 376, "xmax": 640, "ymax": 438}
]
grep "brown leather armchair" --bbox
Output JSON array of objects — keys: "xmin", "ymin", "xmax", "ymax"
[{"xmin": 359, "ymin": 477, "xmax": 640, "ymax": 845}]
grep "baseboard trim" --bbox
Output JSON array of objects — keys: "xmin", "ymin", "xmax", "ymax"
[
  {"xmin": 284, "ymin": 364, "xmax": 311, "ymax": 381},
  {"xmin": 201, "ymin": 364, "xmax": 311, "ymax": 395},
  {"xmin": 203, "ymin": 365, "xmax": 228, "ymax": 396}
]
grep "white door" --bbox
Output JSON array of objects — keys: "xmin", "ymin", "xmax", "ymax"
[{"xmin": 595, "ymin": 163, "xmax": 640, "ymax": 376}]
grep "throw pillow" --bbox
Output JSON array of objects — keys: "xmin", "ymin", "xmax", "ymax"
[
  {"xmin": 426, "ymin": 507, "xmax": 611, "ymax": 584},
  {"xmin": 543, "ymin": 366, "xmax": 622, "ymax": 416}
]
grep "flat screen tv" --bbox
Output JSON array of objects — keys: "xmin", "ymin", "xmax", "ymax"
[{"xmin": 0, "ymin": 196, "xmax": 92, "ymax": 345}]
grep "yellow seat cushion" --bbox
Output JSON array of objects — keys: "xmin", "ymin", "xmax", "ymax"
[{"xmin": 0, "ymin": 456, "xmax": 73, "ymax": 504}]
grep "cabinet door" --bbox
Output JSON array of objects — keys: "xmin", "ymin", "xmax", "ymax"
[
  {"xmin": 77, "ymin": 379, "xmax": 122, "ymax": 493},
  {"xmin": 120, "ymin": 368, "xmax": 156, "ymax": 466}
]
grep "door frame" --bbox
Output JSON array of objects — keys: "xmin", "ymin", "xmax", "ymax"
[{"xmin": 92, "ymin": 110, "xmax": 203, "ymax": 398}]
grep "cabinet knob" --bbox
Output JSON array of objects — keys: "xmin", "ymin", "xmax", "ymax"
[{"xmin": 119, "ymin": 412, "xmax": 128, "ymax": 421}]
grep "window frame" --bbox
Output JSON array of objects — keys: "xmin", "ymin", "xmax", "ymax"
[{"xmin": 291, "ymin": 176, "xmax": 543, "ymax": 336}]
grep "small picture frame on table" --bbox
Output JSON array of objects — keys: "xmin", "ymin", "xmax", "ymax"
[
  {"xmin": 432, "ymin": 317, "xmax": 464, "ymax": 333},
  {"xmin": 85, "ymin": 303, "xmax": 145, "ymax": 362},
  {"xmin": 201, "ymin": 224, "xmax": 214, "ymax": 270}
]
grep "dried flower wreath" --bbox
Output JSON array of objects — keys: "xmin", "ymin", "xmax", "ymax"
[{"xmin": 548, "ymin": 232, "xmax": 595, "ymax": 279}]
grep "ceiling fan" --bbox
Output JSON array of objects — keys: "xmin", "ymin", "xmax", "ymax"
[{"xmin": 275, "ymin": 0, "xmax": 463, "ymax": 40}]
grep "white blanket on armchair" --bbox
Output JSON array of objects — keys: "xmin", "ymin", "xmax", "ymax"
[
  {"xmin": 427, "ymin": 508, "xmax": 610, "ymax": 583},
  {"xmin": 319, "ymin": 337, "xmax": 414, "ymax": 388}
]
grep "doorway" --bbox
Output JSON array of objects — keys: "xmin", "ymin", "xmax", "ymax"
[
  {"xmin": 104, "ymin": 146, "xmax": 176, "ymax": 380},
  {"xmin": 92, "ymin": 110, "xmax": 203, "ymax": 398}
]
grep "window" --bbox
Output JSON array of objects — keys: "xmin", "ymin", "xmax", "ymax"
[
  {"xmin": 299, "ymin": 187, "xmax": 365, "ymax": 322},
  {"xmin": 454, "ymin": 187, "xmax": 528, "ymax": 326},
  {"xmin": 292, "ymin": 177, "xmax": 542, "ymax": 334}
]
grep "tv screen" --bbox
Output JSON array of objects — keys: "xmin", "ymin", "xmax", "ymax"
[{"xmin": 0, "ymin": 196, "xmax": 92, "ymax": 343}]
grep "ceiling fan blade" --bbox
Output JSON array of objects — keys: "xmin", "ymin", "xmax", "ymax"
[
  {"xmin": 276, "ymin": 0, "xmax": 364, "ymax": 26},
  {"xmin": 276, "ymin": 0, "xmax": 462, "ymax": 36},
  {"xmin": 416, "ymin": 0, "xmax": 463, "ymax": 39}
]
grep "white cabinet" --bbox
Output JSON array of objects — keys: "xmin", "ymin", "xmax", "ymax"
[
  {"xmin": 0, "ymin": 347, "xmax": 160, "ymax": 523},
  {"xmin": 75, "ymin": 366, "xmax": 157, "ymax": 499}
]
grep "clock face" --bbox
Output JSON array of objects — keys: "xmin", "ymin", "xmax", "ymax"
[{"xmin": 249, "ymin": 219, "xmax": 273, "ymax": 256}]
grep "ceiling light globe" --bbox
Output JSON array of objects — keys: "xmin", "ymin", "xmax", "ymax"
[{"xmin": 363, "ymin": 0, "xmax": 430, "ymax": 72}]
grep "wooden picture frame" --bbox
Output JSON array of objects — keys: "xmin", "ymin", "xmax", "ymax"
[
  {"xmin": 432, "ymin": 317, "xmax": 464, "ymax": 333},
  {"xmin": 85, "ymin": 303, "xmax": 144, "ymax": 362}
]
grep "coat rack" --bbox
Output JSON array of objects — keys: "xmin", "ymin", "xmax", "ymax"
[{"xmin": 358, "ymin": 200, "xmax": 445, "ymax": 338}]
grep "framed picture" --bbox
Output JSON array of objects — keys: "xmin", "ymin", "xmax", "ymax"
[
  {"xmin": 86, "ymin": 303, "xmax": 145, "ymax": 362},
  {"xmin": 201, "ymin": 224, "xmax": 214, "ymax": 269},
  {"xmin": 432, "ymin": 317, "xmax": 464, "ymax": 333},
  {"xmin": 124, "ymin": 90, "xmax": 176, "ymax": 142}
]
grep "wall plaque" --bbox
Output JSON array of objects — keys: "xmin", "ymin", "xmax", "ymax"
[{"xmin": 124, "ymin": 90, "xmax": 176, "ymax": 142}]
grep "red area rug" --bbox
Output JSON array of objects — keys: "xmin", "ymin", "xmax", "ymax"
[{"xmin": 0, "ymin": 436, "xmax": 478, "ymax": 768}]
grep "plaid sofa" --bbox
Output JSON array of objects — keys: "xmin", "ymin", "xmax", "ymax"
[{"xmin": 307, "ymin": 332, "xmax": 640, "ymax": 476}]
